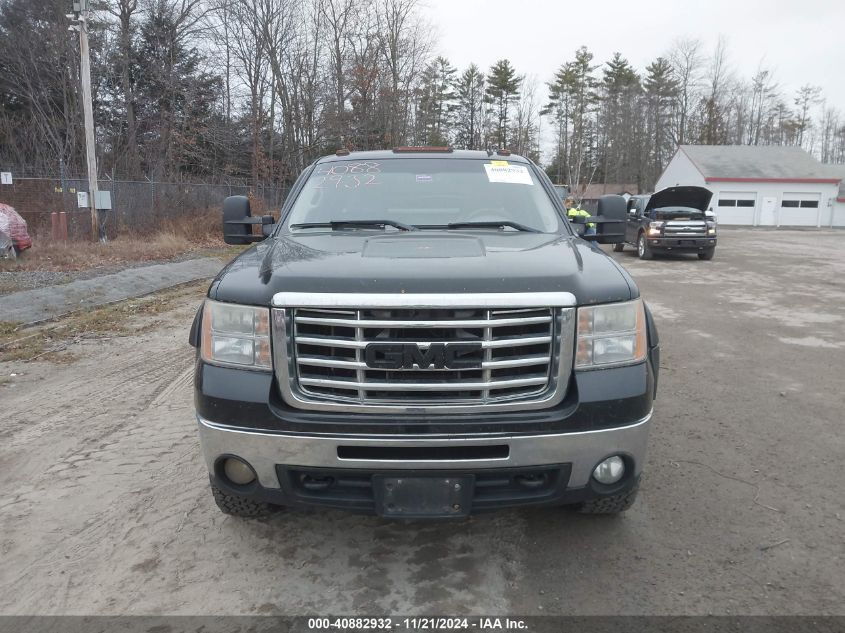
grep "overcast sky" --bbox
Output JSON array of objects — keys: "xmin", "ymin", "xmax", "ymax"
[{"xmin": 427, "ymin": 0, "xmax": 844, "ymax": 159}]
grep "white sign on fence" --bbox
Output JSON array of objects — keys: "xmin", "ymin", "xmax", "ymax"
[
  {"xmin": 77, "ymin": 191, "xmax": 89, "ymax": 208},
  {"xmin": 0, "ymin": 172, "xmax": 12, "ymax": 185}
]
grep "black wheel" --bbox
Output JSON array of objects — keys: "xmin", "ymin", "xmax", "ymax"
[
  {"xmin": 698, "ymin": 248, "xmax": 715, "ymax": 261},
  {"xmin": 211, "ymin": 483, "xmax": 275, "ymax": 518},
  {"xmin": 637, "ymin": 233, "xmax": 653, "ymax": 260},
  {"xmin": 577, "ymin": 482, "xmax": 640, "ymax": 514},
  {"xmin": 4, "ymin": 244, "xmax": 16, "ymax": 261},
  {"xmin": 612, "ymin": 242, "xmax": 625, "ymax": 252}
]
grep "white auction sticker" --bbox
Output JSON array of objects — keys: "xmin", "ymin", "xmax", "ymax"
[{"xmin": 484, "ymin": 163, "xmax": 533, "ymax": 185}]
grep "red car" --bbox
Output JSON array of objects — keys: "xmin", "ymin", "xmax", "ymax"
[{"xmin": 0, "ymin": 203, "xmax": 33, "ymax": 258}]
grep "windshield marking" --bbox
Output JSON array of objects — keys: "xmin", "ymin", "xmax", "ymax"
[
  {"xmin": 313, "ymin": 174, "xmax": 381, "ymax": 189},
  {"xmin": 315, "ymin": 162, "xmax": 382, "ymax": 175}
]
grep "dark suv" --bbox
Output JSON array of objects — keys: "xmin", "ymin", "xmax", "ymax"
[
  {"xmin": 617, "ymin": 186, "xmax": 716, "ymax": 260},
  {"xmin": 189, "ymin": 148, "xmax": 660, "ymax": 519}
]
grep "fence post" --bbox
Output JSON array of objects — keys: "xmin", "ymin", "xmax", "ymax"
[{"xmin": 59, "ymin": 212, "xmax": 68, "ymax": 241}]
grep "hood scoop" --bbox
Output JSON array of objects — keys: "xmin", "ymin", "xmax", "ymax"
[{"xmin": 362, "ymin": 235, "xmax": 485, "ymax": 259}]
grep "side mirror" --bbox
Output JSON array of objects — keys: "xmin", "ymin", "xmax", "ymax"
[
  {"xmin": 222, "ymin": 195, "xmax": 275, "ymax": 244},
  {"xmin": 583, "ymin": 195, "xmax": 626, "ymax": 244}
]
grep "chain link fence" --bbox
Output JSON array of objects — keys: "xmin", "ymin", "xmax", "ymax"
[{"xmin": 0, "ymin": 174, "xmax": 289, "ymax": 240}]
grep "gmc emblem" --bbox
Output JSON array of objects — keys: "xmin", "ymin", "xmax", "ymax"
[{"xmin": 365, "ymin": 342, "xmax": 482, "ymax": 370}]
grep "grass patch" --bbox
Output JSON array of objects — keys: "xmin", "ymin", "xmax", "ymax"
[
  {"xmin": 0, "ymin": 281, "xmax": 206, "ymax": 363},
  {"xmin": 0, "ymin": 234, "xmax": 207, "ymax": 273},
  {"xmin": 0, "ymin": 322, "xmax": 21, "ymax": 336},
  {"xmin": 214, "ymin": 244, "xmax": 251, "ymax": 263},
  {"xmin": 0, "ymin": 207, "xmax": 251, "ymax": 273},
  {"xmin": 0, "ymin": 232, "xmax": 252, "ymax": 274}
]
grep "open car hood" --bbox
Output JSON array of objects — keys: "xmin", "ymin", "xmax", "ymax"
[{"xmin": 646, "ymin": 186, "xmax": 713, "ymax": 212}]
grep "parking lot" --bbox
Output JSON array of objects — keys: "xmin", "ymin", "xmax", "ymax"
[{"xmin": 1, "ymin": 228, "xmax": 843, "ymax": 616}]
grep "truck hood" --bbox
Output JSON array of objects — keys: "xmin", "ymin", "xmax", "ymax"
[
  {"xmin": 646, "ymin": 186, "xmax": 713, "ymax": 212},
  {"xmin": 209, "ymin": 231, "xmax": 635, "ymax": 307}
]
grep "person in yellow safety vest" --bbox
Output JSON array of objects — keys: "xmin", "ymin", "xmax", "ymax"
[{"xmin": 564, "ymin": 197, "xmax": 596, "ymax": 235}]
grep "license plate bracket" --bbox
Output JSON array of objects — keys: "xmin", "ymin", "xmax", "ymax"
[{"xmin": 373, "ymin": 475, "xmax": 474, "ymax": 518}]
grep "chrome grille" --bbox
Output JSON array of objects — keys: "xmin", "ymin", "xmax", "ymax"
[
  {"xmin": 271, "ymin": 294, "xmax": 575, "ymax": 412},
  {"xmin": 663, "ymin": 221, "xmax": 707, "ymax": 238}
]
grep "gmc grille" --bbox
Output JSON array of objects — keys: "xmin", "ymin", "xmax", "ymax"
[{"xmin": 271, "ymin": 296, "xmax": 575, "ymax": 412}]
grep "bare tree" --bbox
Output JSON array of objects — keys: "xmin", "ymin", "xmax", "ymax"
[
  {"xmin": 105, "ymin": 0, "xmax": 141, "ymax": 175},
  {"xmin": 746, "ymin": 64, "xmax": 778, "ymax": 145},
  {"xmin": 319, "ymin": 0, "xmax": 356, "ymax": 145},
  {"xmin": 700, "ymin": 35, "xmax": 732, "ymax": 145},
  {"xmin": 794, "ymin": 84, "xmax": 823, "ymax": 147},
  {"xmin": 667, "ymin": 37, "xmax": 703, "ymax": 145},
  {"xmin": 375, "ymin": 0, "xmax": 432, "ymax": 145}
]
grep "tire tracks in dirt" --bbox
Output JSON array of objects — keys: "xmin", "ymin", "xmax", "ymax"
[{"xmin": 0, "ymin": 295, "xmax": 524, "ymax": 615}]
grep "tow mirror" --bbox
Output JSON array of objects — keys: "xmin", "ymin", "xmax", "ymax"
[
  {"xmin": 222, "ymin": 195, "xmax": 275, "ymax": 245},
  {"xmin": 582, "ymin": 195, "xmax": 626, "ymax": 244}
]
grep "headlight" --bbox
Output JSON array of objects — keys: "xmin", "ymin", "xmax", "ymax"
[
  {"xmin": 707, "ymin": 221, "xmax": 717, "ymax": 235},
  {"xmin": 576, "ymin": 299, "xmax": 647, "ymax": 369},
  {"xmin": 647, "ymin": 221, "xmax": 663, "ymax": 236},
  {"xmin": 200, "ymin": 299, "xmax": 272, "ymax": 370}
]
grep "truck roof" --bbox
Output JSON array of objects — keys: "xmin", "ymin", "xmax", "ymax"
[{"xmin": 314, "ymin": 149, "xmax": 531, "ymax": 164}]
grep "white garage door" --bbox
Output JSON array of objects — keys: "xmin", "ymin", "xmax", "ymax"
[
  {"xmin": 779, "ymin": 193, "xmax": 821, "ymax": 227},
  {"xmin": 716, "ymin": 192, "xmax": 757, "ymax": 225}
]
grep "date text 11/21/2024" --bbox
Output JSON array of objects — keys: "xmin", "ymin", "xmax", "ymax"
[{"xmin": 306, "ymin": 617, "xmax": 529, "ymax": 630}]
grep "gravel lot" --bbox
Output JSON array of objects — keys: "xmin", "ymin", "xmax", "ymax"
[{"xmin": 0, "ymin": 228, "xmax": 843, "ymax": 616}]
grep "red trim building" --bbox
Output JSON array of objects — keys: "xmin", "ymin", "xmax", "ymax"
[{"xmin": 656, "ymin": 145, "xmax": 845, "ymax": 227}]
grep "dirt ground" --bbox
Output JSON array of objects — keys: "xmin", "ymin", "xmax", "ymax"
[{"xmin": 0, "ymin": 228, "xmax": 843, "ymax": 616}]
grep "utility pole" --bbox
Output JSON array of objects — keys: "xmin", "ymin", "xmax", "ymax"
[{"xmin": 68, "ymin": 1, "xmax": 101, "ymax": 242}]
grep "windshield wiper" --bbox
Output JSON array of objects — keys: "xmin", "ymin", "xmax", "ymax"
[
  {"xmin": 290, "ymin": 220, "xmax": 416, "ymax": 232},
  {"xmin": 434, "ymin": 221, "xmax": 541, "ymax": 233}
]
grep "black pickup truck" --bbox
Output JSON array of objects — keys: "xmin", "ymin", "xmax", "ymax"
[
  {"xmin": 617, "ymin": 186, "xmax": 717, "ymax": 260},
  {"xmin": 189, "ymin": 148, "xmax": 660, "ymax": 519}
]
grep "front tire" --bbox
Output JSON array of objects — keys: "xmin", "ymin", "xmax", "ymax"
[
  {"xmin": 577, "ymin": 482, "xmax": 640, "ymax": 514},
  {"xmin": 698, "ymin": 248, "xmax": 715, "ymax": 261},
  {"xmin": 211, "ymin": 483, "xmax": 275, "ymax": 518},
  {"xmin": 637, "ymin": 233, "xmax": 653, "ymax": 260}
]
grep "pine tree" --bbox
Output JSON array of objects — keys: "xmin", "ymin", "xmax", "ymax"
[
  {"xmin": 135, "ymin": 0, "xmax": 222, "ymax": 177},
  {"xmin": 643, "ymin": 57, "xmax": 678, "ymax": 188},
  {"xmin": 454, "ymin": 64, "xmax": 485, "ymax": 149},
  {"xmin": 544, "ymin": 47, "xmax": 597, "ymax": 191},
  {"xmin": 415, "ymin": 56, "xmax": 457, "ymax": 145},
  {"xmin": 485, "ymin": 59, "xmax": 521, "ymax": 148},
  {"xmin": 599, "ymin": 53, "xmax": 641, "ymax": 184}
]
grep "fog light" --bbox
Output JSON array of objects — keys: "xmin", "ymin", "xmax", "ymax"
[
  {"xmin": 223, "ymin": 457, "xmax": 256, "ymax": 485},
  {"xmin": 593, "ymin": 455, "xmax": 625, "ymax": 485}
]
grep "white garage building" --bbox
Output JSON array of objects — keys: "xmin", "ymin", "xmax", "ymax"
[
  {"xmin": 825, "ymin": 164, "xmax": 845, "ymax": 227},
  {"xmin": 655, "ymin": 145, "xmax": 844, "ymax": 227}
]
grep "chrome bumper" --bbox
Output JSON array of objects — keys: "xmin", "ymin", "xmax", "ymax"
[{"xmin": 197, "ymin": 411, "xmax": 652, "ymax": 489}]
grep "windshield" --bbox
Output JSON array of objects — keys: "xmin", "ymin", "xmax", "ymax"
[
  {"xmin": 283, "ymin": 158, "xmax": 563, "ymax": 233},
  {"xmin": 650, "ymin": 206, "xmax": 706, "ymax": 221}
]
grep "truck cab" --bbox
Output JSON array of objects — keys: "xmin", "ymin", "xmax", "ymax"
[
  {"xmin": 617, "ymin": 186, "xmax": 717, "ymax": 260},
  {"xmin": 189, "ymin": 148, "xmax": 660, "ymax": 519}
]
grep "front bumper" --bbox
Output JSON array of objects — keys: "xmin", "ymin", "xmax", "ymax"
[
  {"xmin": 198, "ymin": 411, "xmax": 651, "ymax": 514},
  {"xmin": 192, "ymin": 312, "xmax": 659, "ymax": 514},
  {"xmin": 648, "ymin": 236, "xmax": 716, "ymax": 251}
]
